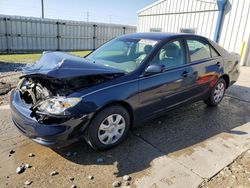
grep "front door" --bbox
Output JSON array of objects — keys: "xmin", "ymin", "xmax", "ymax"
[{"xmin": 136, "ymin": 39, "xmax": 196, "ymax": 121}]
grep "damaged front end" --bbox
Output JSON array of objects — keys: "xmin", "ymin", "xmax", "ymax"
[
  {"xmin": 18, "ymin": 73, "xmax": 122, "ymax": 123},
  {"xmin": 17, "ymin": 51, "xmax": 125, "ymax": 122},
  {"xmin": 17, "ymin": 76, "xmax": 81, "ymax": 125},
  {"xmin": 10, "ymin": 52, "xmax": 125, "ymax": 146}
]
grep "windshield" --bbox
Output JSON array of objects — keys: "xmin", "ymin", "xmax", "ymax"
[{"xmin": 86, "ymin": 38, "xmax": 157, "ymax": 73}]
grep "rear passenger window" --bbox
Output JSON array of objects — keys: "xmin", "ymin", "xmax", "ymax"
[
  {"xmin": 187, "ymin": 40, "xmax": 211, "ymax": 62},
  {"xmin": 210, "ymin": 46, "xmax": 220, "ymax": 57}
]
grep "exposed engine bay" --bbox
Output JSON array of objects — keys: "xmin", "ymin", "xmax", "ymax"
[
  {"xmin": 18, "ymin": 73, "xmax": 122, "ymax": 106},
  {"xmin": 17, "ymin": 73, "xmax": 122, "ymax": 124}
]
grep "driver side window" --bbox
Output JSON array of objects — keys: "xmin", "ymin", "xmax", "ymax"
[{"xmin": 150, "ymin": 40, "xmax": 185, "ymax": 69}]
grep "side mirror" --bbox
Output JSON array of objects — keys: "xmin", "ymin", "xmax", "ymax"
[{"xmin": 144, "ymin": 64, "xmax": 164, "ymax": 75}]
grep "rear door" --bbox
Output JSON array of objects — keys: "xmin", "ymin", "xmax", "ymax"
[{"xmin": 185, "ymin": 38, "xmax": 223, "ymax": 97}]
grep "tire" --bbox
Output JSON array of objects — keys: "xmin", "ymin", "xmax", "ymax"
[
  {"xmin": 204, "ymin": 78, "xmax": 226, "ymax": 106},
  {"xmin": 84, "ymin": 105, "xmax": 130, "ymax": 150}
]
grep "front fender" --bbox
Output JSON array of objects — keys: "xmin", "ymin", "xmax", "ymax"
[{"xmin": 82, "ymin": 79, "xmax": 139, "ymax": 115}]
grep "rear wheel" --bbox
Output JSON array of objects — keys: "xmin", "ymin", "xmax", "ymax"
[
  {"xmin": 204, "ymin": 78, "xmax": 226, "ymax": 106},
  {"xmin": 84, "ymin": 105, "xmax": 130, "ymax": 150}
]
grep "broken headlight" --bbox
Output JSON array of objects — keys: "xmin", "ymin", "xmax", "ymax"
[{"xmin": 37, "ymin": 97, "xmax": 81, "ymax": 115}]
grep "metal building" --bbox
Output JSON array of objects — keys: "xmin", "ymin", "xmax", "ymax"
[{"xmin": 137, "ymin": 0, "xmax": 250, "ymax": 66}]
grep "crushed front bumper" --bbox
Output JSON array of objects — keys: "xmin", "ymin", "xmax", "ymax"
[{"xmin": 10, "ymin": 89, "xmax": 89, "ymax": 147}]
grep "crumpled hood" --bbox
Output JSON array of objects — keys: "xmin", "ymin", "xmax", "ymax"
[{"xmin": 22, "ymin": 51, "xmax": 125, "ymax": 79}]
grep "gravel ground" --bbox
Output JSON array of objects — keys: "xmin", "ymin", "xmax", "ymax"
[
  {"xmin": 201, "ymin": 150, "xmax": 250, "ymax": 188},
  {"xmin": 0, "ymin": 62, "xmax": 25, "ymax": 106}
]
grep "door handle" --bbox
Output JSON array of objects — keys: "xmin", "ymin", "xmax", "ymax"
[
  {"xmin": 216, "ymin": 62, "xmax": 221, "ymax": 67},
  {"xmin": 181, "ymin": 71, "xmax": 189, "ymax": 77}
]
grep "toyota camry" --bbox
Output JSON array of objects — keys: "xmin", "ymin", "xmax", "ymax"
[{"xmin": 10, "ymin": 32, "xmax": 240, "ymax": 150}]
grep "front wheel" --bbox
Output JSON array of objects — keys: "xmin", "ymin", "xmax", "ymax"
[
  {"xmin": 84, "ymin": 105, "xmax": 130, "ymax": 150},
  {"xmin": 204, "ymin": 78, "xmax": 226, "ymax": 106}
]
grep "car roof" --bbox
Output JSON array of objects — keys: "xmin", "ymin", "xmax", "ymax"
[{"xmin": 119, "ymin": 32, "xmax": 204, "ymax": 41}]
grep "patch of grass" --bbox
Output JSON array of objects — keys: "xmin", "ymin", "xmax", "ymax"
[
  {"xmin": 0, "ymin": 53, "xmax": 42, "ymax": 64},
  {"xmin": 69, "ymin": 51, "xmax": 91, "ymax": 57},
  {"xmin": 0, "ymin": 51, "xmax": 91, "ymax": 64}
]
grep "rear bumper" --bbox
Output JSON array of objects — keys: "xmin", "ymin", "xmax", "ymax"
[
  {"xmin": 10, "ymin": 89, "xmax": 89, "ymax": 147},
  {"xmin": 228, "ymin": 66, "xmax": 240, "ymax": 87},
  {"xmin": 227, "ymin": 55, "xmax": 240, "ymax": 87}
]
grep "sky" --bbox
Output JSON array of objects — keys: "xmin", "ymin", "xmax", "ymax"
[{"xmin": 0, "ymin": 0, "xmax": 155, "ymax": 25}]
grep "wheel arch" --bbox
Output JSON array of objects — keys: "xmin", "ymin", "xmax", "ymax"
[
  {"xmin": 220, "ymin": 74, "xmax": 230, "ymax": 88},
  {"xmin": 91, "ymin": 100, "xmax": 134, "ymax": 128}
]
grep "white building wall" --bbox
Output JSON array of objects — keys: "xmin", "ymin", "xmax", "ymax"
[
  {"xmin": 137, "ymin": 0, "xmax": 250, "ymax": 65},
  {"xmin": 219, "ymin": 0, "xmax": 250, "ymax": 55},
  {"xmin": 138, "ymin": 0, "xmax": 219, "ymax": 38}
]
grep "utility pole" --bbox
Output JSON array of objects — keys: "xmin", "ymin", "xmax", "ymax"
[
  {"xmin": 108, "ymin": 15, "xmax": 112, "ymax": 24},
  {"xmin": 86, "ymin": 11, "xmax": 89, "ymax": 22},
  {"xmin": 41, "ymin": 0, "xmax": 44, "ymax": 18}
]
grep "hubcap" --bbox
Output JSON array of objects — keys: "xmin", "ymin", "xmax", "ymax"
[
  {"xmin": 213, "ymin": 82, "xmax": 225, "ymax": 103},
  {"xmin": 98, "ymin": 114, "xmax": 126, "ymax": 145}
]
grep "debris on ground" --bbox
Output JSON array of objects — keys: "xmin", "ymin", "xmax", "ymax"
[
  {"xmin": 112, "ymin": 180, "xmax": 121, "ymax": 187},
  {"xmin": 0, "ymin": 82, "xmax": 11, "ymax": 95},
  {"xmin": 24, "ymin": 180, "xmax": 32, "ymax": 186},
  {"xmin": 97, "ymin": 158, "xmax": 104, "ymax": 163},
  {"xmin": 25, "ymin": 164, "xmax": 32, "ymax": 169},
  {"xmin": 69, "ymin": 177, "xmax": 74, "ymax": 181},
  {"xmin": 50, "ymin": 171, "xmax": 59, "ymax": 176},
  {"xmin": 88, "ymin": 175, "xmax": 94, "ymax": 180},
  {"xmin": 8, "ymin": 149, "xmax": 15, "ymax": 157},
  {"xmin": 0, "ymin": 64, "xmax": 23, "ymax": 106},
  {"xmin": 16, "ymin": 165, "xmax": 25, "ymax": 174},
  {"xmin": 71, "ymin": 185, "xmax": 77, "ymax": 188},
  {"xmin": 16, "ymin": 164, "xmax": 32, "ymax": 174},
  {"xmin": 28, "ymin": 153, "xmax": 35, "ymax": 157},
  {"xmin": 123, "ymin": 175, "xmax": 131, "ymax": 181},
  {"xmin": 124, "ymin": 181, "xmax": 130, "ymax": 186}
]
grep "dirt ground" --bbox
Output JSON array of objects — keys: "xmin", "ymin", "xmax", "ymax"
[
  {"xmin": 201, "ymin": 150, "xmax": 250, "ymax": 188},
  {"xmin": 0, "ymin": 62, "xmax": 23, "ymax": 106},
  {"xmin": 1, "ymin": 61, "xmax": 250, "ymax": 188}
]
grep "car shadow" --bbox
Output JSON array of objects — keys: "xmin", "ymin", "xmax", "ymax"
[
  {"xmin": 226, "ymin": 84, "xmax": 250, "ymax": 103},
  {"xmin": 0, "ymin": 62, "xmax": 25, "ymax": 73},
  {"xmin": 52, "ymin": 85, "xmax": 250, "ymax": 177}
]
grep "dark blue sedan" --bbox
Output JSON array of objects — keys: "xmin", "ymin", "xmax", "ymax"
[{"xmin": 10, "ymin": 33, "xmax": 240, "ymax": 150}]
